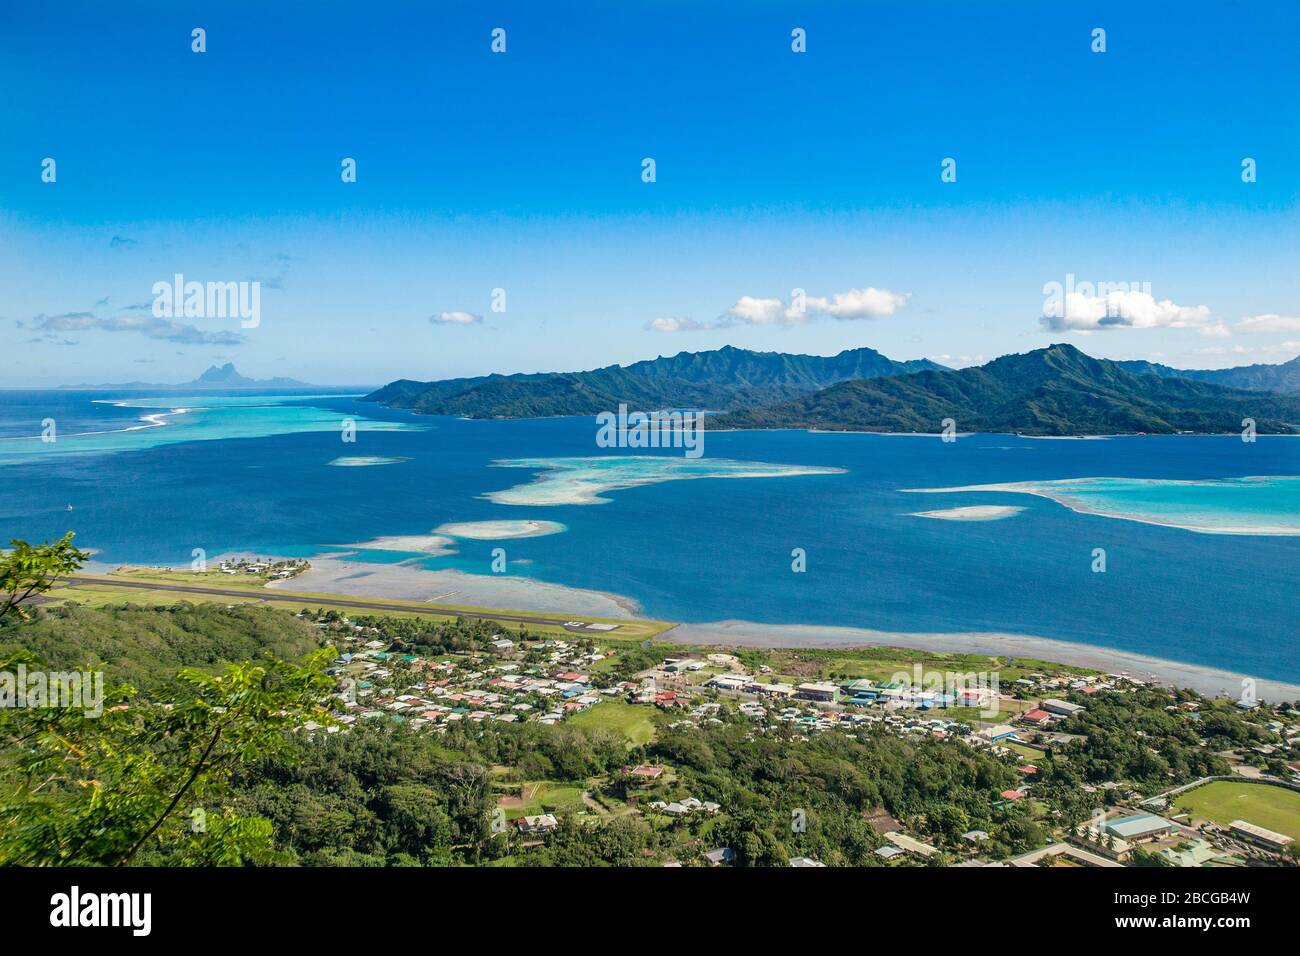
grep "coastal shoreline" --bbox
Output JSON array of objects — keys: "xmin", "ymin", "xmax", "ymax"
[
  {"xmin": 81, "ymin": 550, "xmax": 1299, "ymax": 701},
  {"xmin": 266, "ymin": 555, "xmax": 1299, "ymax": 702},
  {"xmin": 663, "ymin": 620, "xmax": 1300, "ymax": 702}
]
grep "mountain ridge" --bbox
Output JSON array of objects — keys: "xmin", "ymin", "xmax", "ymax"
[
  {"xmin": 1115, "ymin": 354, "xmax": 1300, "ymax": 394},
  {"xmin": 710, "ymin": 344, "xmax": 1300, "ymax": 435},
  {"xmin": 365, "ymin": 345, "xmax": 943, "ymax": 418}
]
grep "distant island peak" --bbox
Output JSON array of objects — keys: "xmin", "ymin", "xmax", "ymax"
[{"xmin": 67, "ymin": 363, "xmax": 312, "ymax": 390}]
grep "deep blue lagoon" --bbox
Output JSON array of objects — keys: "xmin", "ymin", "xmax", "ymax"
[{"xmin": 1, "ymin": 390, "xmax": 1296, "ymax": 684}]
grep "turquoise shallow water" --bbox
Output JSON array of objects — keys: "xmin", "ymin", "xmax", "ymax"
[
  {"xmin": 910, "ymin": 475, "xmax": 1300, "ymax": 535},
  {"xmin": 0, "ymin": 390, "xmax": 1297, "ymax": 684},
  {"xmin": 0, "ymin": 391, "xmax": 417, "ymax": 465}
]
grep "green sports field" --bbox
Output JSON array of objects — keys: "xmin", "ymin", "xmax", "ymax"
[{"xmin": 1174, "ymin": 781, "xmax": 1300, "ymax": 841}]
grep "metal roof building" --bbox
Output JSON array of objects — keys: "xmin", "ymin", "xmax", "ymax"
[
  {"xmin": 1230, "ymin": 819, "xmax": 1294, "ymax": 850},
  {"xmin": 1104, "ymin": 812, "xmax": 1174, "ymax": 841}
]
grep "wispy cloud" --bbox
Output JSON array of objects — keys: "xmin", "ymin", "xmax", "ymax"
[
  {"xmin": 430, "ymin": 310, "xmax": 482, "ymax": 326},
  {"xmin": 645, "ymin": 315, "xmax": 742, "ymax": 333},
  {"xmin": 1200, "ymin": 341, "xmax": 1300, "ymax": 358},
  {"xmin": 32, "ymin": 311, "xmax": 246, "ymax": 345},
  {"xmin": 926, "ymin": 353, "xmax": 985, "ymax": 368},
  {"xmin": 1236, "ymin": 313, "xmax": 1300, "ymax": 334}
]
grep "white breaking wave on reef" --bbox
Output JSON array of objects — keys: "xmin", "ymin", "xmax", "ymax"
[{"xmin": 0, "ymin": 393, "xmax": 420, "ymax": 467}]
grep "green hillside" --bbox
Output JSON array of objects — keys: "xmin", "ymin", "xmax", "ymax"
[{"xmin": 712, "ymin": 344, "xmax": 1300, "ymax": 435}]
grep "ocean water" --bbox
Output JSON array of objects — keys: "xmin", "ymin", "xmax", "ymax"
[
  {"xmin": 0, "ymin": 390, "xmax": 415, "ymax": 464},
  {"xmin": 0, "ymin": 390, "xmax": 1297, "ymax": 684}
]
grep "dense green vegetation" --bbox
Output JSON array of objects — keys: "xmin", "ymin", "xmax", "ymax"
[
  {"xmin": 712, "ymin": 344, "xmax": 1300, "ymax": 435},
  {"xmin": 1, "ymin": 653, "xmax": 335, "ymax": 866},
  {"xmin": 230, "ymin": 710, "xmax": 1042, "ymax": 867},
  {"xmin": 0, "ymin": 536, "xmax": 335, "ymax": 866},
  {"xmin": 1117, "ymin": 354, "xmax": 1300, "ymax": 394},
  {"xmin": 231, "ymin": 723, "xmax": 495, "ymax": 866},
  {"xmin": 3, "ymin": 534, "xmax": 1297, "ymax": 868},
  {"xmin": 365, "ymin": 344, "xmax": 940, "ymax": 418},
  {"xmin": 0, "ymin": 603, "xmax": 325, "ymax": 690},
  {"xmin": 0, "ymin": 531, "xmax": 86, "ymax": 621},
  {"xmin": 642, "ymin": 719, "xmax": 1037, "ymax": 866},
  {"xmin": 1027, "ymin": 689, "xmax": 1236, "ymax": 826},
  {"xmin": 3, "ymin": 594, "xmax": 1295, "ymax": 866}
]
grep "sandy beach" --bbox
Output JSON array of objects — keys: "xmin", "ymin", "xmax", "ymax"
[
  {"xmin": 328, "ymin": 456, "xmax": 410, "ymax": 467},
  {"xmin": 909, "ymin": 505, "xmax": 1025, "ymax": 521},
  {"xmin": 343, "ymin": 535, "xmax": 458, "ymax": 555},
  {"xmin": 434, "ymin": 519, "xmax": 566, "ymax": 539}
]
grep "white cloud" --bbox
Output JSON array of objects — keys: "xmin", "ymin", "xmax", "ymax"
[
  {"xmin": 645, "ymin": 316, "xmax": 684, "ymax": 332},
  {"xmin": 720, "ymin": 286, "xmax": 910, "ymax": 328},
  {"xmin": 431, "ymin": 310, "xmax": 482, "ymax": 325},
  {"xmin": 802, "ymin": 287, "xmax": 910, "ymax": 320},
  {"xmin": 725, "ymin": 295, "xmax": 786, "ymax": 326},
  {"xmin": 647, "ymin": 286, "xmax": 913, "ymax": 333},
  {"xmin": 1040, "ymin": 291, "xmax": 1215, "ymax": 335},
  {"xmin": 1236, "ymin": 313, "xmax": 1300, "ymax": 334}
]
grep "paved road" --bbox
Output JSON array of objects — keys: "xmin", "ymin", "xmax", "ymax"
[{"xmin": 61, "ymin": 575, "xmax": 620, "ymax": 631}]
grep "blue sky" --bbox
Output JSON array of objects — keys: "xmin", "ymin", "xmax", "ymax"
[{"xmin": 2, "ymin": 0, "xmax": 1298, "ymax": 386}]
